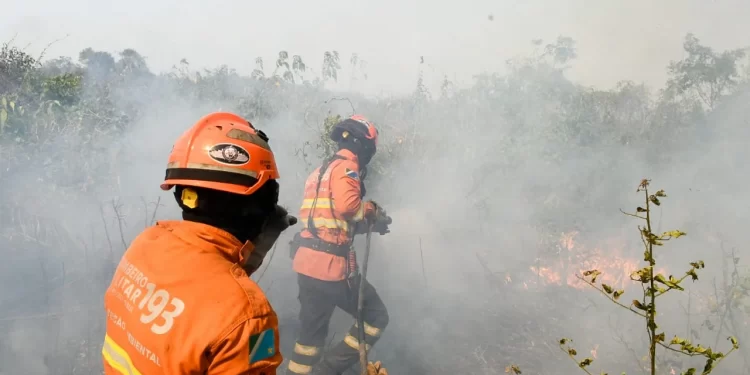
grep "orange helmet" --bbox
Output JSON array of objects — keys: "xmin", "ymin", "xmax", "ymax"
[
  {"xmin": 160, "ymin": 112, "xmax": 280, "ymax": 196},
  {"xmin": 330, "ymin": 114, "xmax": 379, "ymax": 148}
]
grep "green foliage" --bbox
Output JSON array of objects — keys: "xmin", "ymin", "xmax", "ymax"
[
  {"xmin": 349, "ymin": 53, "xmax": 368, "ymax": 81},
  {"xmin": 320, "ymin": 114, "xmax": 341, "ymax": 159},
  {"xmin": 0, "ymin": 43, "xmax": 38, "ymax": 92},
  {"xmin": 251, "ymin": 57, "xmax": 265, "ymax": 80},
  {"xmin": 0, "ymin": 95, "xmax": 22, "ymax": 133},
  {"xmin": 505, "ymin": 364, "xmax": 522, "ymax": 374},
  {"xmin": 0, "ymin": 32, "xmax": 746, "ymax": 212},
  {"xmin": 116, "ymin": 48, "xmax": 150, "ymax": 76},
  {"xmin": 293, "ymin": 114, "xmax": 342, "ymax": 172},
  {"xmin": 0, "ymin": 44, "xmax": 84, "ymax": 137},
  {"xmin": 666, "ymin": 33, "xmax": 747, "ymax": 110},
  {"xmin": 322, "ymin": 51, "xmax": 341, "ymax": 82},
  {"xmin": 42, "ymin": 73, "xmax": 82, "ymax": 105},
  {"xmin": 538, "ymin": 35, "xmax": 578, "ymax": 67},
  {"xmin": 272, "ymin": 51, "xmax": 307, "ymax": 84},
  {"xmin": 559, "ymin": 179, "xmax": 738, "ymax": 375},
  {"xmin": 78, "ymin": 47, "xmax": 115, "ymax": 74}
]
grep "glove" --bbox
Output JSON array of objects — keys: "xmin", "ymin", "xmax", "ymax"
[
  {"xmin": 365, "ymin": 200, "xmax": 391, "ymax": 235},
  {"xmin": 365, "ymin": 200, "xmax": 388, "ymax": 222},
  {"xmin": 372, "ymin": 217, "xmax": 391, "ymax": 235},
  {"xmin": 353, "ymin": 220, "xmax": 370, "ymax": 235},
  {"xmin": 243, "ymin": 205, "xmax": 297, "ymax": 275},
  {"xmin": 353, "ymin": 219, "xmax": 390, "ymax": 235},
  {"xmin": 367, "ymin": 361, "xmax": 389, "ymax": 375}
]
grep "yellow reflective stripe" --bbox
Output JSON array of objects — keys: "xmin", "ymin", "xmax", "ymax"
[
  {"xmin": 300, "ymin": 198, "xmax": 334, "ymax": 209},
  {"xmin": 352, "ymin": 202, "xmax": 366, "ymax": 222},
  {"xmin": 344, "ymin": 334, "xmax": 370, "ymax": 350},
  {"xmin": 288, "ymin": 360, "xmax": 313, "ymax": 374},
  {"xmin": 354, "ymin": 321, "xmax": 382, "ymax": 337},
  {"xmin": 294, "ymin": 343, "xmax": 321, "ymax": 357},
  {"xmin": 102, "ymin": 334, "xmax": 143, "ymax": 375},
  {"xmin": 300, "ymin": 217, "xmax": 348, "ymax": 231}
]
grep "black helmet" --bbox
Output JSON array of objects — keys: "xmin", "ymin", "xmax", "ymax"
[
  {"xmin": 330, "ymin": 114, "xmax": 379, "ymax": 150},
  {"xmin": 330, "ymin": 115, "xmax": 379, "ymax": 166}
]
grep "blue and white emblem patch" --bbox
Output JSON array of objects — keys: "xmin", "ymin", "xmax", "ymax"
[
  {"xmin": 249, "ymin": 328, "xmax": 275, "ymax": 364},
  {"xmin": 344, "ymin": 168, "xmax": 359, "ymax": 180}
]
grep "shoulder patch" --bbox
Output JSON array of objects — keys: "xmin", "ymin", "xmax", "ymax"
[
  {"xmin": 249, "ymin": 328, "xmax": 276, "ymax": 364},
  {"xmin": 344, "ymin": 168, "xmax": 359, "ymax": 180}
]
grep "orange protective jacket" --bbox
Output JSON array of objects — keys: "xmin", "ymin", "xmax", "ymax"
[
  {"xmin": 292, "ymin": 149, "xmax": 374, "ymax": 281},
  {"xmin": 102, "ymin": 220, "xmax": 282, "ymax": 375}
]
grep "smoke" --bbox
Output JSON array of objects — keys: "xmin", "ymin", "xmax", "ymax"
[{"xmin": 3, "ymin": 5, "xmax": 750, "ymax": 375}]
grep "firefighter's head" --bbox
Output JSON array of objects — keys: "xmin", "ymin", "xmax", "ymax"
[
  {"xmin": 160, "ymin": 111, "xmax": 284, "ymax": 251},
  {"xmin": 330, "ymin": 114, "xmax": 379, "ymax": 166}
]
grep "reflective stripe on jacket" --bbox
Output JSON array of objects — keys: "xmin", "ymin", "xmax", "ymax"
[
  {"xmin": 292, "ymin": 149, "xmax": 373, "ymax": 281},
  {"xmin": 102, "ymin": 220, "xmax": 282, "ymax": 374}
]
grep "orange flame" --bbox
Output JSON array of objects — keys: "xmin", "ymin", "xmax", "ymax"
[{"xmin": 528, "ymin": 231, "xmax": 668, "ymax": 290}]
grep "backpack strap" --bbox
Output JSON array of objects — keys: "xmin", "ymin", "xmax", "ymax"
[{"xmin": 306, "ymin": 154, "xmax": 346, "ymax": 239}]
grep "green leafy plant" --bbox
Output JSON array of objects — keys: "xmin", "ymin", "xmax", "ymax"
[
  {"xmin": 559, "ymin": 179, "xmax": 739, "ymax": 375},
  {"xmin": 318, "ymin": 113, "xmax": 341, "ymax": 159},
  {"xmin": 505, "ymin": 364, "xmax": 522, "ymax": 374},
  {"xmin": 0, "ymin": 95, "xmax": 24, "ymax": 134},
  {"xmin": 322, "ymin": 51, "xmax": 341, "ymax": 82}
]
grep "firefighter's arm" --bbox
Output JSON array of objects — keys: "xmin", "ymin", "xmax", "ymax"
[
  {"xmin": 331, "ymin": 162, "xmax": 374, "ymax": 222},
  {"xmin": 206, "ymin": 314, "xmax": 282, "ymax": 375}
]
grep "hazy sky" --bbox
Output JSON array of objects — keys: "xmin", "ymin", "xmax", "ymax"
[{"xmin": 3, "ymin": 0, "xmax": 749, "ymax": 96}]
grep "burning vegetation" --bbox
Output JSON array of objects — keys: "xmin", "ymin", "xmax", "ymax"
[
  {"xmin": 508, "ymin": 179, "xmax": 740, "ymax": 375},
  {"xmin": 527, "ymin": 230, "xmax": 669, "ymax": 291}
]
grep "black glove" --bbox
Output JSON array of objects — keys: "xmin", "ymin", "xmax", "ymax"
[
  {"xmin": 372, "ymin": 217, "xmax": 391, "ymax": 235},
  {"xmin": 366, "ymin": 201, "xmax": 391, "ymax": 235},
  {"xmin": 353, "ymin": 221, "xmax": 370, "ymax": 235},
  {"xmin": 366, "ymin": 200, "xmax": 388, "ymax": 221},
  {"xmin": 244, "ymin": 205, "xmax": 297, "ymax": 275},
  {"xmin": 353, "ymin": 217, "xmax": 391, "ymax": 235}
]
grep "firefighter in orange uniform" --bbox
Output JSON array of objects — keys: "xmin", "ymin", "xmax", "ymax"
[
  {"xmin": 101, "ymin": 112, "xmax": 297, "ymax": 374},
  {"xmin": 286, "ymin": 115, "xmax": 392, "ymax": 375}
]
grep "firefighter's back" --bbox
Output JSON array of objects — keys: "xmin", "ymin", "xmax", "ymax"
[
  {"xmin": 102, "ymin": 220, "xmax": 280, "ymax": 374},
  {"xmin": 293, "ymin": 153, "xmax": 365, "ymax": 282}
]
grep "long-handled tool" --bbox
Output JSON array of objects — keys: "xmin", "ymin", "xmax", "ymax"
[{"xmin": 357, "ymin": 221, "xmax": 374, "ymax": 375}]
